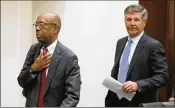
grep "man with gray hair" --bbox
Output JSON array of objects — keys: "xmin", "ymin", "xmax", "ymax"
[{"xmin": 105, "ymin": 4, "xmax": 169, "ymax": 107}]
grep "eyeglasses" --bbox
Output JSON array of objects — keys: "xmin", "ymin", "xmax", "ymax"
[{"xmin": 33, "ymin": 22, "xmax": 58, "ymax": 29}]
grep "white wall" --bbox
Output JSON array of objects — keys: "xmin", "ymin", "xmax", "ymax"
[
  {"xmin": 1, "ymin": 1, "xmax": 138, "ymax": 107},
  {"xmin": 1, "ymin": 1, "xmax": 32, "ymax": 107}
]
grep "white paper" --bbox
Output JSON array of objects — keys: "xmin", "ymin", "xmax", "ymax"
[{"xmin": 102, "ymin": 76, "xmax": 136, "ymax": 101}]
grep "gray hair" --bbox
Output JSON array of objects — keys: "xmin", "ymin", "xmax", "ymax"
[{"xmin": 124, "ymin": 4, "xmax": 148, "ymax": 21}]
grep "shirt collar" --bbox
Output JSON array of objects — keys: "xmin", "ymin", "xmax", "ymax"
[
  {"xmin": 128, "ymin": 31, "xmax": 144, "ymax": 44},
  {"xmin": 41, "ymin": 38, "xmax": 58, "ymax": 53},
  {"xmin": 46, "ymin": 38, "xmax": 58, "ymax": 52}
]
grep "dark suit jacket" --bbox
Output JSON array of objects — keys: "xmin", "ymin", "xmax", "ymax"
[
  {"xmin": 171, "ymin": 87, "xmax": 175, "ymax": 97},
  {"xmin": 105, "ymin": 33, "xmax": 169, "ymax": 107},
  {"xmin": 18, "ymin": 41, "xmax": 82, "ymax": 107}
]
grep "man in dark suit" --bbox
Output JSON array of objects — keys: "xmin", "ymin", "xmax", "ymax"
[
  {"xmin": 105, "ymin": 4, "xmax": 169, "ymax": 107},
  {"xmin": 18, "ymin": 12, "xmax": 81, "ymax": 107}
]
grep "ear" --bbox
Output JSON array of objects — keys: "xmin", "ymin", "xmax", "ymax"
[
  {"xmin": 53, "ymin": 26, "xmax": 60, "ymax": 34},
  {"xmin": 143, "ymin": 20, "xmax": 147, "ymax": 27}
]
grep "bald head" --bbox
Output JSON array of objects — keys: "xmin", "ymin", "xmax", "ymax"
[
  {"xmin": 35, "ymin": 12, "xmax": 61, "ymax": 47},
  {"xmin": 38, "ymin": 12, "xmax": 61, "ymax": 28}
]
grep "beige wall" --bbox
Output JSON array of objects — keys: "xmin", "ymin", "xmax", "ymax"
[
  {"xmin": 32, "ymin": 1, "xmax": 66, "ymax": 43},
  {"xmin": 1, "ymin": 1, "xmax": 32, "ymax": 107},
  {"xmin": 1, "ymin": 1, "xmax": 66, "ymax": 106}
]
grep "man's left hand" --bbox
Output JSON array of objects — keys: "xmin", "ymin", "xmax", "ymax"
[{"xmin": 122, "ymin": 81, "xmax": 139, "ymax": 93}]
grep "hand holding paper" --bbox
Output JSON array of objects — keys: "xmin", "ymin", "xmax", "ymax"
[{"xmin": 102, "ymin": 76, "xmax": 136, "ymax": 101}]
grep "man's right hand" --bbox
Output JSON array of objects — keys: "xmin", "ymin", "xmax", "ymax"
[
  {"xmin": 31, "ymin": 53, "xmax": 52, "ymax": 72},
  {"xmin": 169, "ymin": 97, "xmax": 175, "ymax": 102}
]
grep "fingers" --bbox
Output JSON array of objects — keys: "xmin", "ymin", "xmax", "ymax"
[
  {"xmin": 39, "ymin": 53, "xmax": 51, "ymax": 65},
  {"xmin": 41, "ymin": 53, "xmax": 52, "ymax": 60},
  {"xmin": 32, "ymin": 53, "xmax": 52, "ymax": 71},
  {"xmin": 42, "ymin": 59, "xmax": 51, "ymax": 68},
  {"xmin": 38, "ymin": 52, "xmax": 51, "ymax": 62},
  {"xmin": 122, "ymin": 81, "xmax": 136, "ymax": 93},
  {"xmin": 42, "ymin": 63, "xmax": 50, "ymax": 69},
  {"xmin": 44, "ymin": 53, "xmax": 52, "ymax": 61},
  {"xmin": 122, "ymin": 82, "xmax": 131, "ymax": 93},
  {"xmin": 122, "ymin": 81, "xmax": 131, "ymax": 90},
  {"xmin": 125, "ymin": 85, "xmax": 132, "ymax": 92},
  {"xmin": 41, "ymin": 58, "xmax": 51, "ymax": 69},
  {"xmin": 39, "ymin": 53, "xmax": 51, "ymax": 68}
]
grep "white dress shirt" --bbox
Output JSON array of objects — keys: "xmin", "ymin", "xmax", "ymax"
[{"xmin": 120, "ymin": 31, "xmax": 144, "ymax": 65}]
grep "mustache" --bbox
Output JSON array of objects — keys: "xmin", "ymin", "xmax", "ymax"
[
  {"xmin": 36, "ymin": 30, "xmax": 44, "ymax": 35},
  {"xmin": 128, "ymin": 28, "xmax": 137, "ymax": 29}
]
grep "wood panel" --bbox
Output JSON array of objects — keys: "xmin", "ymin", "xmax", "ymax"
[
  {"xmin": 166, "ymin": 0, "xmax": 175, "ymax": 97},
  {"xmin": 139, "ymin": 0, "xmax": 174, "ymax": 101}
]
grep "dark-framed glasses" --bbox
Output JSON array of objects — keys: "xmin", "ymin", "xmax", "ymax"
[{"xmin": 33, "ymin": 22, "xmax": 58, "ymax": 29}]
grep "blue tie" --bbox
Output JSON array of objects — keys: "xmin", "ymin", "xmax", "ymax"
[{"xmin": 118, "ymin": 39, "xmax": 132, "ymax": 83}]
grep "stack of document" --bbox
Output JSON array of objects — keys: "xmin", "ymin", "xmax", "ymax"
[{"xmin": 102, "ymin": 76, "xmax": 136, "ymax": 101}]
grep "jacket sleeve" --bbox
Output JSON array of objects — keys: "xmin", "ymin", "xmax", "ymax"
[
  {"xmin": 17, "ymin": 44, "xmax": 38, "ymax": 88},
  {"xmin": 60, "ymin": 55, "xmax": 82, "ymax": 107},
  {"xmin": 136, "ymin": 41, "xmax": 169, "ymax": 92},
  {"xmin": 111, "ymin": 40, "xmax": 120, "ymax": 78},
  {"xmin": 171, "ymin": 87, "xmax": 175, "ymax": 97}
]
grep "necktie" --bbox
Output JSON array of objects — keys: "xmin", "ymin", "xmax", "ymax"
[
  {"xmin": 38, "ymin": 47, "xmax": 48, "ymax": 107},
  {"xmin": 118, "ymin": 39, "xmax": 132, "ymax": 83}
]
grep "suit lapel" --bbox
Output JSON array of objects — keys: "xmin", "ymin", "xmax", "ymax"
[
  {"xmin": 126, "ymin": 34, "xmax": 147, "ymax": 79},
  {"xmin": 116, "ymin": 37, "xmax": 128, "ymax": 66},
  {"xmin": 44, "ymin": 41, "xmax": 62, "ymax": 96},
  {"xmin": 32, "ymin": 44, "xmax": 43, "ymax": 84},
  {"xmin": 33, "ymin": 43, "xmax": 42, "ymax": 60}
]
